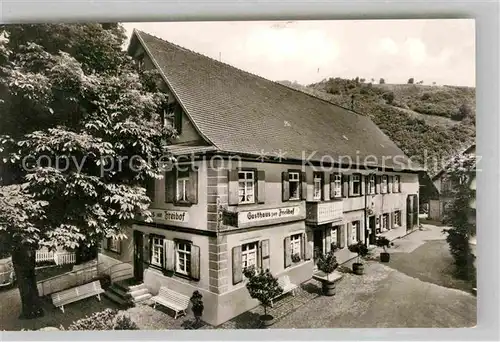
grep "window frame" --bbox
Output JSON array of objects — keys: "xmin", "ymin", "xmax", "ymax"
[
  {"xmin": 381, "ymin": 175, "xmax": 388, "ymax": 194},
  {"xmin": 241, "ymin": 241, "xmax": 259, "ymax": 271},
  {"xmin": 238, "ymin": 170, "xmax": 256, "ymax": 204},
  {"xmin": 288, "ymin": 171, "xmax": 301, "ymax": 200},
  {"xmin": 382, "ymin": 214, "xmax": 389, "ymax": 231},
  {"xmin": 151, "ymin": 236, "xmax": 164, "ymax": 268},
  {"xmin": 107, "ymin": 238, "xmax": 120, "ymax": 254},
  {"xmin": 332, "ymin": 174, "xmax": 342, "ymax": 198},
  {"xmin": 394, "ymin": 210, "xmax": 402, "ymax": 227},
  {"xmin": 313, "ymin": 172, "xmax": 323, "ymax": 200},
  {"xmin": 351, "ymin": 174, "xmax": 361, "ymax": 196},
  {"xmin": 175, "ymin": 241, "xmax": 192, "ymax": 276},
  {"xmin": 290, "ymin": 233, "xmax": 302, "ymax": 257},
  {"xmin": 176, "ymin": 169, "xmax": 189, "ymax": 202},
  {"xmin": 393, "ymin": 175, "xmax": 401, "ymax": 192},
  {"xmin": 351, "ymin": 221, "xmax": 360, "ymax": 244},
  {"xmin": 368, "ymin": 174, "xmax": 376, "ymax": 195}
]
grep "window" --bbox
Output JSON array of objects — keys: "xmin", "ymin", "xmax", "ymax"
[
  {"xmin": 332, "ymin": 174, "xmax": 342, "ymax": 198},
  {"xmin": 381, "ymin": 175, "xmax": 388, "ymax": 193},
  {"xmin": 313, "ymin": 172, "xmax": 322, "ymax": 200},
  {"xmin": 151, "ymin": 236, "xmax": 164, "ymax": 267},
  {"xmin": 351, "ymin": 221, "xmax": 360, "ymax": 244},
  {"xmin": 394, "ymin": 210, "xmax": 402, "ymax": 227},
  {"xmin": 176, "ymin": 170, "xmax": 189, "ymax": 202},
  {"xmin": 137, "ymin": 56, "xmax": 145, "ymax": 71},
  {"xmin": 238, "ymin": 171, "xmax": 255, "ymax": 204},
  {"xmin": 176, "ymin": 242, "xmax": 191, "ymax": 275},
  {"xmin": 368, "ymin": 174, "xmax": 376, "ymax": 195},
  {"xmin": 331, "ymin": 228, "xmax": 338, "ymax": 249},
  {"xmin": 107, "ymin": 238, "xmax": 120, "ymax": 253},
  {"xmin": 289, "ymin": 172, "xmax": 300, "ymax": 200},
  {"xmin": 162, "ymin": 102, "xmax": 176, "ymax": 128},
  {"xmin": 290, "ymin": 234, "xmax": 302, "ymax": 256},
  {"xmin": 242, "ymin": 242, "xmax": 258, "ymax": 270},
  {"xmin": 375, "ymin": 217, "xmax": 381, "ymax": 233},
  {"xmin": 393, "ymin": 175, "xmax": 400, "ymax": 192},
  {"xmin": 351, "ymin": 174, "xmax": 361, "ymax": 196},
  {"xmin": 382, "ymin": 214, "xmax": 389, "ymax": 231}
]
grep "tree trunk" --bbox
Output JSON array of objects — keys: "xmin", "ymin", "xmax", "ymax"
[{"xmin": 11, "ymin": 246, "xmax": 44, "ymax": 319}]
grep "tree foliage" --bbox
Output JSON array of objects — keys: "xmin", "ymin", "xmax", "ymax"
[
  {"xmin": 442, "ymin": 153, "xmax": 476, "ymax": 283},
  {"xmin": 243, "ymin": 266, "xmax": 283, "ymax": 316},
  {"xmin": 64, "ymin": 309, "xmax": 138, "ymax": 330},
  {"xmin": 316, "ymin": 249, "xmax": 339, "ymax": 280},
  {"xmin": 0, "ymin": 23, "xmax": 175, "ymax": 318}
]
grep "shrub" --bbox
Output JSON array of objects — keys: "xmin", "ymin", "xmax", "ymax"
[
  {"xmin": 316, "ymin": 250, "xmax": 339, "ymax": 280},
  {"xmin": 243, "ymin": 266, "xmax": 283, "ymax": 317},
  {"xmin": 375, "ymin": 236, "xmax": 391, "ymax": 252},
  {"xmin": 190, "ymin": 290, "xmax": 204, "ymax": 323},
  {"xmin": 348, "ymin": 241, "xmax": 369, "ymax": 263},
  {"xmin": 66, "ymin": 308, "xmax": 138, "ymax": 330},
  {"xmin": 407, "ymin": 78, "xmax": 415, "ymax": 84}
]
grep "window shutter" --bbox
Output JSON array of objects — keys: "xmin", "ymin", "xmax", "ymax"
[
  {"xmin": 143, "ymin": 233, "xmax": 150, "ymax": 264},
  {"xmin": 102, "ymin": 237, "xmax": 109, "ymax": 250},
  {"xmin": 301, "ymin": 172, "xmax": 307, "ymax": 200},
  {"xmin": 187, "ymin": 168, "xmax": 198, "ymax": 204},
  {"xmin": 325, "ymin": 227, "xmax": 332, "ymax": 252},
  {"xmin": 398, "ymin": 176, "xmax": 402, "ymax": 193},
  {"xmin": 260, "ymin": 239, "xmax": 270, "ymax": 271},
  {"xmin": 164, "ymin": 239, "xmax": 175, "ymax": 271},
  {"xmin": 339, "ymin": 225, "xmax": 346, "ymax": 248},
  {"xmin": 282, "ymin": 172, "xmax": 290, "ymax": 202},
  {"xmin": 232, "ymin": 246, "xmax": 243, "ymax": 285},
  {"xmin": 346, "ymin": 222, "xmax": 352, "ymax": 246},
  {"xmin": 342, "ymin": 175, "xmax": 349, "ymax": 198},
  {"xmin": 228, "ymin": 170, "xmax": 240, "ymax": 205},
  {"xmin": 361, "ymin": 175, "xmax": 366, "ymax": 195},
  {"xmin": 322, "ymin": 172, "xmax": 330, "ymax": 201},
  {"xmin": 388, "ymin": 176, "xmax": 393, "ymax": 193},
  {"xmin": 390, "ymin": 212, "xmax": 394, "ymax": 229},
  {"xmin": 257, "ymin": 170, "xmax": 266, "ymax": 204},
  {"xmin": 304, "ymin": 233, "xmax": 312, "ymax": 260},
  {"xmin": 375, "ymin": 175, "xmax": 381, "ymax": 194},
  {"xmin": 165, "ymin": 170, "xmax": 176, "ymax": 203},
  {"xmin": 174, "ymin": 103, "xmax": 183, "ymax": 134},
  {"xmin": 284, "ymin": 236, "xmax": 292, "ymax": 268},
  {"xmin": 190, "ymin": 244, "xmax": 200, "ymax": 280}
]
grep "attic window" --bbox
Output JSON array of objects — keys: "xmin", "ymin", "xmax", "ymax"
[{"xmin": 137, "ymin": 55, "xmax": 145, "ymax": 71}]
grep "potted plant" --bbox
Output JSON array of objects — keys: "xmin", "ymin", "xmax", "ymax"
[
  {"xmin": 291, "ymin": 253, "xmax": 301, "ymax": 263},
  {"xmin": 348, "ymin": 241, "xmax": 369, "ymax": 275},
  {"xmin": 315, "ymin": 248, "xmax": 340, "ymax": 296},
  {"xmin": 375, "ymin": 236, "xmax": 391, "ymax": 262},
  {"xmin": 243, "ymin": 266, "xmax": 283, "ymax": 328},
  {"xmin": 190, "ymin": 290, "xmax": 204, "ymax": 328}
]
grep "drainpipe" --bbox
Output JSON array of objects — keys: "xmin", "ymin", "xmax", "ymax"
[{"xmin": 364, "ymin": 173, "xmax": 368, "ymax": 245}]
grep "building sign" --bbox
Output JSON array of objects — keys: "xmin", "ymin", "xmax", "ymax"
[
  {"xmin": 150, "ymin": 209, "xmax": 189, "ymax": 223},
  {"xmin": 238, "ymin": 206, "xmax": 302, "ymax": 226}
]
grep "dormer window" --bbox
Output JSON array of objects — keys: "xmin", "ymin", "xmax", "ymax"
[{"xmin": 161, "ymin": 102, "xmax": 176, "ymax": 128}]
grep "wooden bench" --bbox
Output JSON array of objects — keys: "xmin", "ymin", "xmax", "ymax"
[
  {"xmin": 270, "ymin": 275, "xmax": 298, "ymax": 307},
  {"xmin": 51, "ymin": 280, "xmax": 104, "ymax": 313},
  {"xmin": 151, "ymin": 287, "xmax": 190, "ymax": 319}
]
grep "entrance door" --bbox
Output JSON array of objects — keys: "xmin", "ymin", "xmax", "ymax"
[
  {"xmin": 406, "ymin": 195, "xmax": 418, "ymax": 231},
  {"xmin": 133, "ymin": 230, "xmax": 144, "ymax": 281},
  {"xmin": 313, "ymin": 229, "xmax": 324, "ymax": 261},
  {"xmin": 368, "ymin": 216, "xmax": 376, "ymax": 245}
]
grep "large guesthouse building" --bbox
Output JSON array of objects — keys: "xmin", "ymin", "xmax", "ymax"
[{"xmin": 98, "ymin": 30, "xmax": 421, "ymax": 326}]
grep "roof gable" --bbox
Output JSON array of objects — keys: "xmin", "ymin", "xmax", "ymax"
[{"xmin": 133, "ymin": 29, "xmax": 416, "ymax": 170}]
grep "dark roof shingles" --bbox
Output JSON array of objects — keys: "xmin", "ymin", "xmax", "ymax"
[{"xmin": 136, "ymin": 30, "xmax": 416, "ymax": 170}]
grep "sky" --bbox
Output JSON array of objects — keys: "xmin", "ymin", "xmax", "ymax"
[{"xmin": 122, "ymin": 19, "xmax": 475, "ymax": 87}]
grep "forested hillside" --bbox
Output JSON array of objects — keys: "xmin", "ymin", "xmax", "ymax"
[{"xmin": 279, "ymin": 78, "xmax": 476, "ymax": 176}]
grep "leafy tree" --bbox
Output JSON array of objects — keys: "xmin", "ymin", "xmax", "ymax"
[
  {"xmin": 442, "ymin": 153, "xmax": 476, "ymax": 283},
  {"xmin": 243, "ymin": 266, "xmax": 283, "ymax": 318},
  {"xmin": 452, "ymin": 103, "xmax": 473, "ymax": 121},
  {"xmin": 317, "ymin": 248, "xmax": 339, "ymax": 281},
  {"xmin": 408, "ymin": 78, "xmax": 415, "ymax": 84},
  {"xmin": 0, "ymin": 24, "xmax": 174, "ymax": 318},
  {"xmin": 382, "ymin": 91, "xmax": 395, "ymax": 104},
  {"xmin": 379, "ymin": 78, "xmax": 385, "ymax": 84},
  {"xmin": 359, "ymin": 78, "xmax": 366, "ymax": 83}
]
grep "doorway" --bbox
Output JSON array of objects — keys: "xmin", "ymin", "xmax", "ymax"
[
  {"xmin": 368, "ymin": 216, "xmax": 376, "ymax": 245},
  {"xmin": 133, "ymin": 230, "xmax": 144, "ymax": 282},
  {"xmin": 313, "ymin": 229, "xmax": 324, "ymax": 262},
  {"xmin": 406, "ymin": 194, "xmax": 418, "ymax": 232}
]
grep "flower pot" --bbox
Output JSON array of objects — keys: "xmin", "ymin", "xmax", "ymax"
[
  {"xmin": 352, "ymin": 262, "xmax": 364, "ymax": 275},
  {"xmin": 260, "ymin": 314, "xmax": 274, "ymax": 328},
  {"xmin": 380, "ymin": 252, "xmax": 390, "ymax": 263},
  {"xmin": 321, "ymin": 280, "xmax": 336, "ymax": 296}
]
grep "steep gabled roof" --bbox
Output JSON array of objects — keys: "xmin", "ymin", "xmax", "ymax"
[{"xmin": 131, "ymin": 29, "xmax": 419, "ymax": 171}]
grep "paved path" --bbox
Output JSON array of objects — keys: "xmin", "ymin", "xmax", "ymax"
[{"xmin": 271, "ymin": 225, "xmax": 476, "ymax": 328}]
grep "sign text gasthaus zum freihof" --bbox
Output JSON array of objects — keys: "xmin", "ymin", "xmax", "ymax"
[
  {"xmin": 238, "ymin": 206, "xmax": 301, "ymax": 225},
  {"xmin": 150, "ymin": 209, "xmax": 189, "ymax": 223}
]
